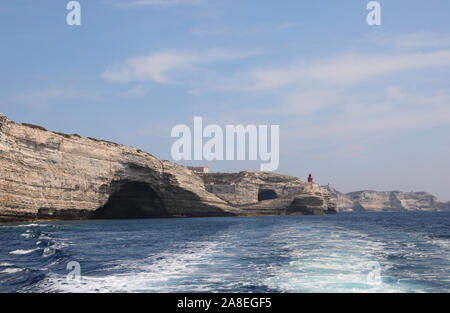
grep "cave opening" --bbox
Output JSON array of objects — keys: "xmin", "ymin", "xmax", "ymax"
[
  {"xmin": 258, "ymin": 189, "xmax": 278, "ymax": 202},
  {"xmin": 92, "ymin": 180, "xmax": 169, "ymax": 219}
]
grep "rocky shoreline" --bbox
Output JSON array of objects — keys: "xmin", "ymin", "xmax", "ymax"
[
  {"xmin": 2, "ymin": 112, "xmax": 446, "ymax": 223},
  {"xmin": 325, "ymin": 186, "xmax": 450, "ymax": 212},
  {"xmin": 0, "ymin": 113, "xmax": 336, "ymax": 222}
]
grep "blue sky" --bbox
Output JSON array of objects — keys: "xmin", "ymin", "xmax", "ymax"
[{"xmin": 1, "ymin": 0, "xmax": 450, "ymax": 200}]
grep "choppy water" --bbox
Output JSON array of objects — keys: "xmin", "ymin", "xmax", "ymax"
[{"xmin": 0, "ymin": 212, "xmax": 449, "ymax": 293}]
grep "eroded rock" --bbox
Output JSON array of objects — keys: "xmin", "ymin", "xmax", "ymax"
[
  {"xmin": 0, "ymin": 113, "xmax": 336, "ymax": 221},
  {"xmin": 324, "ymin": 185, "xmax": 449, "ymax": 212}
]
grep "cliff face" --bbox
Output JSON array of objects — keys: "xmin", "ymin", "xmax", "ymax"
[
  {"xmin": 200, "ymin": 172, "xmax": 337, "ymax": 215},
  {"xmin": 0, "ymin": 113, "xmax": 239, "ymax": 221},
  {"xmin": 0, "ymin": 113, "xmax": 336, "ymax": 221},
  {"xmin": 438, "ymin": 201, "xmax": 450, "ymax": 211},
  {"xmin": 325, "ymin": 186, "xmax": 449, "ymax": 212}
]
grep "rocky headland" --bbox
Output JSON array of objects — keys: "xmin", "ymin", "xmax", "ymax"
[
  {"xmin": 0, "ymin": 113, "xmax": 336, "ymax": 222},
  {"xmin": 325, "ymin": 186, "xmax": 450, "ymax": 212},
  {"xmin": 200, "ymin": 172, "xmax": 336, "ymax": 215}
]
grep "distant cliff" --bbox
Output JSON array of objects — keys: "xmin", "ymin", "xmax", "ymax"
[
  {"xmin": 325, "ymin": 186, "xmax": 450, "ymax": 212},
  {"xmin": 0, "ymin": 113, "xmax": 335, "ymax": 222}
]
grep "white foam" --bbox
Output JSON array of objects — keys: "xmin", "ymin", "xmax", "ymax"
[
  {"xmin": 33, "ymin": 240, "xmax": 223, "ymax": 293},
  {"xmin": 258, "ymin": 224, "xmax": 416, "ymax": 293},
  {"xmin": 42, "ymin": 247, "xmax": 56, "ymax": 258},
  {"xmin": 1, "ymin": 268, "xmax": 22, "ymax": 274},
  {"xmin": 429, "ymin": 239, "xmax": 450, "ymax": 249},
  {"xmin": 9, "ymin": 248, "xmax": 40, "ymax": 255},
  {"xmin": 38, "ymin": 234, "xmax": 52, "ymax": 240},
  {"xmin": 15, "ymin": 217, "xmax": 449, "ymax": 293},
  {"xmin": 0, "ymin": 263, "xmax": 14, "ymax": 267},
  {"xmin": 1, "ymin": 223, "xmax": 49, "ymax": 228}
]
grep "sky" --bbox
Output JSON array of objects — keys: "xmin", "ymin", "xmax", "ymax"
[{"xmin": 1, "ymin": 0, "xmax": 450, "ymax": 200}]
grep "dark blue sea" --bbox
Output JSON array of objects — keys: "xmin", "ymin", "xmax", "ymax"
[{"xmin": 0, "ymin": 212, "xmax": 449, "ymax": 293}]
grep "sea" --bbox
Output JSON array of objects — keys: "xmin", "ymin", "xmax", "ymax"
[{"xmin": 0, "ymin": 212, "xmax": 449, "ymax": 293}]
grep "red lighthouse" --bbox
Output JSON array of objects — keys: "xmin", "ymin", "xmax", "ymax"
[{"xmin": 307, "ymin": 174, "xmax": 313, "ymax": 183}]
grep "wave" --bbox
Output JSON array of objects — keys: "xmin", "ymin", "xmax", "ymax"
[
  {"xmin": 9, "ymin": 248, "xmax": 40, "ymax": 255},
  {"xmin": 0, "ymin": 223, "xmax": 50, "ymax": 228},
  {"xmin": 428, "ymin": 239, "xmax": 450, "ymax": 249},
  {"xmin": 42, "ymin": 242, "xmax": 66, "ymax": 258},
  {"xmin": 31, "ymin": 240, "xmax": 223, "ymax": 293},
  {"xmin": 259, "ymin": 226, "xmax": 410, "ymax": 293},
  {"xmin": 2, "ymin": 213, "xmax": 449, "ymax": 293},
  {"xmin": 0, "ymin": 263, "xmax": 14, "ymax": 267},
  {"xmin": 1, "ymin": 268, "xmax": 23, "ymax": 274}
]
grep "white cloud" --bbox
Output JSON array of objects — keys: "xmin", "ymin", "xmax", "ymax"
[
  {"xmin": 100, "ymin": 38, "xmax": 450, "ymax": 142},
  {"xmin": 342, "ymin": 98, "xmax": 448, "ymax": 137},
  {"xmin": 258, "ymin": 89, "xmax": 342, "ymax": 117},
  {"xmin": 244, "ymin": 49, "xmax": 450, "ymax": 90},
  {"xmin": 102, "ymin": 49, "xmax": 259, "ymax": 84},
  {"xmin": 279, "ymin": 87, "xmax": 450, "ymax": 141},
  {"xmin": 190, "ymin": 49, "xmax": 450, "ymax": 95},
  {"xmin": 103, "ymin": 52, "xmax": 193, "ymax": 83}
]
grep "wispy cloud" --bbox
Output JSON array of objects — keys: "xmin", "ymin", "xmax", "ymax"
[
  {"xmin": 101, "ymin": 32, "xmax": 450, "ymax": 146},
  {"xmin": 243, "ymin": 49, "xmax": 450, "ymax": 90},
  {"xmin": 267, "ymin": 89, "xmax": 343, "ymax": 116},
  {"xmin": 190, "ymin": 48, "xmax": 450, "ymax": 95},
  {"xmin": 102, "ymin": 49, "xmax": 259, "ymax": 84},
  {"xmin": 369, "ymin": 31, "xmax": 450, "ymax": 49},
  {"xmin": 297, "ymin": 87, "xmax": 450, "ymax": 139},
  {"xmin": 0, "ymin": 88, "xmax": 97, "ymax": 107},
  {"xmin": 190, "ymin": 27, "xmax": 227, "ymax": 37},
  {"xmin": 117, "ymin": 0, "xmax": 205, "ymax": 7},
  {"xmin": 119, "ymin": 85, "xmax": 147, "ymax": 98},
  {"xmin": 275, "ymin": 22, "xmax": 299, "ymax": 31}
]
